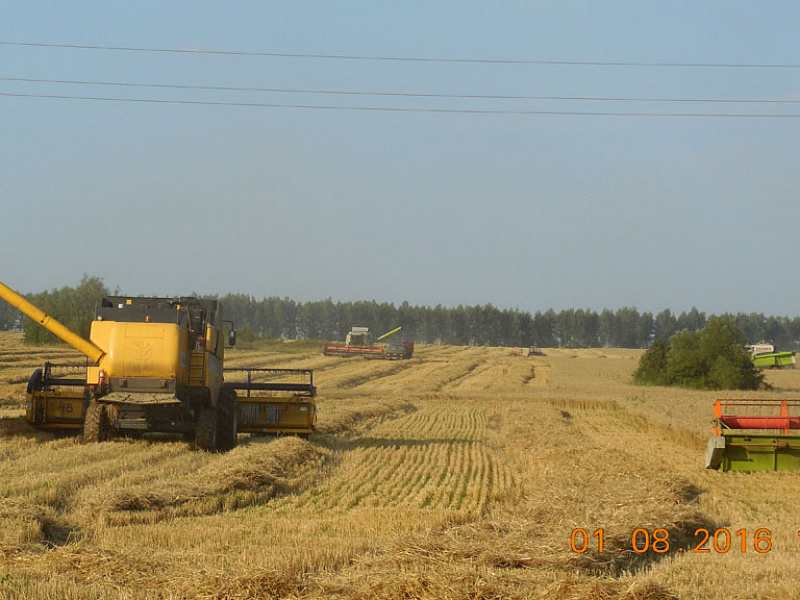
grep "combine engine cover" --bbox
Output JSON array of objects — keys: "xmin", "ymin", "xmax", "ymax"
[{"xmin": 88, "ymin": 320, "xmax": 185, "ymax": 395}]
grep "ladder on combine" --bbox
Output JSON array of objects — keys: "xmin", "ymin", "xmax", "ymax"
[
  {"xmin": 706, "ymin": 399, "xmax": 800, "ymax": 471},
  {"xmin": 189, "ymin": 350, "xmax": 206, "ymax": 387}
]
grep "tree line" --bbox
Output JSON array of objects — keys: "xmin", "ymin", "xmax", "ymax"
[
  {"xmin": 634, "ymin": 317, "xmax": 764, "ymax": 390},
  {"xmin": 3, "ymin": 277, "xmax": 800, "ymax": 350}
]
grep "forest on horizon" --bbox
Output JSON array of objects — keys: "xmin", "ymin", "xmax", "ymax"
[{"xmin": 3, "ymin": 276, "xmax": 800, "ymax": 350}]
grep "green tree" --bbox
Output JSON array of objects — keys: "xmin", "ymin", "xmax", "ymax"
[
  {"xmin": 663, "ymin": 329, "xmax": 701, "ymax": 387},
  {"xmin": 575, "ymin": 309, "xmax": 600, "ymax": 347},
  {"xmin": 653, "ymin": 309, "xmax": 677, "ymax": 341},
  {"xmin": 616, "ymin": 306, "xmax": 646, "ymax": 348},
  {"xmin": 533, "ymin": 309, "xmax": 557, "ymax": 347},
  {"xmin": 556, "ymin": 309, "xmax": 577, "ymax": 347},
  {"xmin": 0, "ymin": 299, "xmax": 21, "ymax": 331},
  {"xmin": 634, "ymin": 317, "xmax": 763, "ymax": 390},
  {"xmin": 598, "ymin": 309, "xmax": 617, "ymax": 347},
  {"xmin": 633, "ymin": 338, "xmax": 669, "ymax": 385},
  {"xmin": 697, "ymin": 316, "xmax": 763, "ymax": 390},
  {"xmin": 23, "ymin": 275, "xmax": 109, "ymax": 345},
  {"xmin": 677, "ymin": 307, "xmax": 706, "ymax": 333}
]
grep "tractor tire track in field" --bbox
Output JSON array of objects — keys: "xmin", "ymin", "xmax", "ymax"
[
  {"xmin": 313, "ymin": 346, "xmax": 484, "ymax": 393},
  {"xmin": 526, "ymin": 358, "xmax": 549, "ymax": 387},
  {"xmin": 320, "ymin": 359, "xmax": 419, "ymax": 391},
  {"xmin": 286, "ymin": 400, "xmax": 512, "ymax": 515},
  {"xmin": 434, "ymin": 350, "xmax": 542, "ymax": 393}
]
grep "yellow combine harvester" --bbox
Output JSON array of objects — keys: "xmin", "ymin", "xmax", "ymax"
[{"xmin": 1, "ymin": 280, "xmax": 316, "ymax": 449}]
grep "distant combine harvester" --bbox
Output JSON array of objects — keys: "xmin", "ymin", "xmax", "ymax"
[
  {"xmin": 749, "ymin": 341, "xmax": 796, "ymax": 369},
  {"xmin": 323, "ymin": 326, "xmax": 414, "ymax": 360}
]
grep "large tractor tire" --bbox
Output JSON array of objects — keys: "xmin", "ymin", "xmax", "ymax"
[
  {"xmin": 216, "ymin": 388, "xmax": 238, "ymax": 452},
  {"xmin": 83, "ymin": 400, "xmax": 111, "ymax": 443},
  {"xmin": 195, "ymin": 407, "xmax": 218, "ymax": 451},
  {"xmin": 26, "ymin": 369, "xmax": 44, "ymax": 394}
]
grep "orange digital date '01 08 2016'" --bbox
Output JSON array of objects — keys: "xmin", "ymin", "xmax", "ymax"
[{"xmin": 570, "ymin": 527, "xmax": 772, "ymax": 554}]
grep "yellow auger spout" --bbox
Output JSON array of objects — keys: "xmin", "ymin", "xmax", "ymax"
[
  {"xmin": 0, "ymin": 280, "xmax": 105, "ymax": 364},
  {"xmin": 376, "ymin": 326, "xmax": 402, "ymax": 342}
]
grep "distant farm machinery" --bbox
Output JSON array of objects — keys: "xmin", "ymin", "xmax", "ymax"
[
  {"xmin": 706, "ymin": 398, "xmax": 800, "ymax": 471},
  {"xmin": 323, "ymin": 326, "xmax": 414, "ymax": 360},
  {"xmin": 510, "ymin": 347, "xmax": 545, "ymax": 357},
  {"xmin": 749, "ymin": 342, "xmax": 796, "ymax": 369}
]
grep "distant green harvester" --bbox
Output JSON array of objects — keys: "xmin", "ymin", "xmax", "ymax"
[
  {"xmin": 751, "ymin": 351, "xmax": 796, "ymax": 368},
  {"xmin": 749, "ymin": 341, "xmax": 796, "ymax": 369},
  {"xmin": 706, "ymin": 399, "xmax": 800, "ymax": 471}
]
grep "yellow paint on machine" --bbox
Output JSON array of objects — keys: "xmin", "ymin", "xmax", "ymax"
[
  {"xmin": 87, "ymin": 321, "xmax": 187, "ymax": 384},
  {"xmin": 26, "ymin": 389, "xmax": 84, "ymax": 429},
  {"xmin": 237, "ymin": 398, "xmax": 316, "ymax": 435}
]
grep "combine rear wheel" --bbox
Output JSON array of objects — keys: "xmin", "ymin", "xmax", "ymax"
[
  {"xmin": 216, "ymin": 388, "xmax": 238, "ymax": 452},
  {"xmin": 83, "ymin": 400, "xmax": 111, "ymax": 443},
  {"xmin": 195, "ymin": 407, "xmax": 218, "ymax": 451}
]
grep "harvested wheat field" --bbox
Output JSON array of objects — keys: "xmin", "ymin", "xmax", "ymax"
[{"xmin": 1, "ymin": 331, "xmax": 800, "ymax": 599}]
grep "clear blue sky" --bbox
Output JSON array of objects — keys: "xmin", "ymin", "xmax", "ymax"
[{"xmin": 3, "ymin": 2, "xmax": 800, "ymax": 316}]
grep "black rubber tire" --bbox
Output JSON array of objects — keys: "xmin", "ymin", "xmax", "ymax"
[
  {"xmin": 216, "ymin": 388, "xmax": 238, "ymax": 452},
  {"xmin": 195, "ymin": 407, "xmax": 218, "ymax": 451},
  {"xmin": 83, "ymin": 400, "xmax": 110, "ymax": 443},
  {"xmin": 26, "ymin": 369, "xmax": 44, "ymax": 394}
]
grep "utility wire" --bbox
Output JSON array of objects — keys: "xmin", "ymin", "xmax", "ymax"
[
  {"xmin": 2, "ymin": 76, "xmax": 800, "ymax": 105},
  {"xmin": 2, "ymin": 41, "xmax": 800, "ymax": 69},
  {"xmin": 3, "ymin": 91, "xmax": 800, "ymax": 117}
]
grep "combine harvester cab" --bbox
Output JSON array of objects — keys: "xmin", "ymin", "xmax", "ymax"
[
  {"xmin": 706, "ymin": 398, "xmax": 800, "ymax": 471},
  {"xmin": 224, "ymin": 368, "xmax": 316, "ymax": 438}
]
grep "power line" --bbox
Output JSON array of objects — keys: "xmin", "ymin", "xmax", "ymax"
[
  {"xmin": 3, "ymin": 76, "xmax": 800, "ymax": 105},
  {"xmin": 3, "ymin": 91, "xmax": 800, "ymax": 117},
  {"xmin": 2, "ymin": 41, "xmax": 800, "ymax": 69}
]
